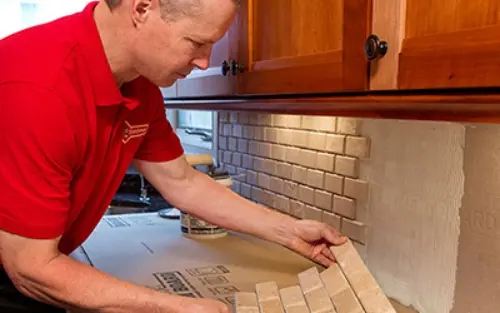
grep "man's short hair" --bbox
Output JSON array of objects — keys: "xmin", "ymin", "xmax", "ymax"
[{"xmin": 104, "ymin": 0, "xmax": 239, "ymax": 20}]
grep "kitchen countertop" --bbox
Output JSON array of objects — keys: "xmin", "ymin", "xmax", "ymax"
[{"xmin": 73, "ymin": 213, "xmax": 417, "ymax": 313}]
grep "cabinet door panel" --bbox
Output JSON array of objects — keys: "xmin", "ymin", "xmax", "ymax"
[
  {"xmin": 237, "ymin": 0, "xmax": 370, "ymax": 95},
  {"xmin": 175, "ymin": 22, "xmax": 238, "ymax": 97},
  {"xmin": 370, "ymin": 0, "xmax": 500, "ymax": 90}
]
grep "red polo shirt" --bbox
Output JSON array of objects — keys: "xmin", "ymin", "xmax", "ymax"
[{"xmin": 0, "ymin": 2, "xmax": 184, "ymax": 255}]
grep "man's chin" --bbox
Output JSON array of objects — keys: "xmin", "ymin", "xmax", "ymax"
[{"xmin": 156, "ymin": 77, "xmax": 178, "ymax": 88}]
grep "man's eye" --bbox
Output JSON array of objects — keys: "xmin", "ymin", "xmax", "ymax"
[{"xmin": 190, "ymin": 40, "xmax": 204, "ymax": 48}]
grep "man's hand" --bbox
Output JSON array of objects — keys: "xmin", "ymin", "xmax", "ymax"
[
  {"xmin": 181, "ymin": 297, "xmax": 229, "ymax": 313},
  {"xmin": 284, "ymin": 219, "xmax": 348, "ymax": 267}
]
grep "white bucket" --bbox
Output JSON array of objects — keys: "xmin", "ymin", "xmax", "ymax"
[{"xmin": 180, "ymin": 177, "xmax": 232, "ymax": 239}]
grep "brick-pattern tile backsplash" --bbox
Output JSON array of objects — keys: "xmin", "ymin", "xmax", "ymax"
[{"xmin": 218, "ymin": 112, "xmax": 370, "ymax": 244}]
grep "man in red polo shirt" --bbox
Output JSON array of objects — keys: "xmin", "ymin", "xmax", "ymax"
[{"xmin": 0, "ymin": 0, "xmax": 347, "ymax": 312}]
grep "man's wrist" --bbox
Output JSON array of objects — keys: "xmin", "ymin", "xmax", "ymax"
[{"xmin": 264, "ymin": 210, "xmax": 297, "ymax": 248}]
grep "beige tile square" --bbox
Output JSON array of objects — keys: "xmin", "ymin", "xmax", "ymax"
[
  {"xmin": 270, "ymin": 177, "xmax": 283, "ymax": 194},
  {"xmin": 238, "ymin": 139, "xmax": 249, "ymax": 153},
  {"xmin": 241, "ymin": 183, "xmax": 252, "ymax": 198},
  {"xmin": 292, "ymin": 166, "xmax": 308, "ymax": 183},
  {"xmin": 237, "ymin": 112, "xmax": 250, "ymax": 124},
  {"xmin": 279, "ymin": 286, "xmax": 306, "ymax": 307},
  {"xmin": 325, "ymin": 174, "xmax": 344, "ymax": 194},
  {"xmin": 225, "ymin": 165, "xmax": 236, "ymax": 175},
  {"xmin": 229, "ymin": 137, "xmax": 238, "ymax": 151},
  {"xmin": 290, "ymin": 200, "xmax": 305, "ymax": 219},
  {"xmin": 304, "ymin": 205, "xmax": 322, "ymax": 221},
  {"xmin": 345, "ymin": 136, "xmax": 370, "ymax": 158},
  {"xmin": 314, "ymin": 190, "xmax": 333, "ymax": 211},
  {"xmin": 278, "ymin": 129, "xmax": 294, "ymax": 145},
  {"xmin": 335, "ymin": 156, "xmax": 359, "ymax": 178},
  {"xmin": 336, "ymin": 118, "xmax": 361, "ymax": 135},
  {"xmin": 304, "ymin": 288, "xmax": 334, "ymax": 313},
  {"xmin": 317, "ymin": 153, "xmax": 335, "ymax": 172},
  {"xmin": 307, "ymin": 170, "xmax": 324, "ymax": 189},
  {"xmin": 274, "ymin": 114, "xmax": 302, "ymax": 128},
  {"xmin": 232, "ymin": 152, "xmax": 242, "ymax": 167},
  {"xmin": 251, "ymin": 187, "xmax": 263, "ymax": 201},
  {"xmin": 264, "ymin": 128, "xmax": 279, "ymax": 143},
  {"xmin": 298, "ymin": 267, "xmax": 323, "ymax": 294},
  {"xmin": 290, "ymin": 130, "xmax": 309, "ymax": 148},
  {"xmin": 259, "ymin": 299, "xmax": 285, "ymax": 313},
  {"xmin": 276, "ymin": 195, "xmax": 290, "ymax": 214},
  {"xmin": 308, "ymin": 132, "xmax": 327, "ymax": 151},
  {"xmin": 286, "ymin": 147, "xmax": 302, "ymax": 164},
  {"xmin": 298, "ymin": 149, "xmax": 317, "ymax": 168},
  {"xmin": 242, "ymin": 154, "xmax": 253, "ymax": 169},
  {"xmin": 254, "ymin": 127, "xmax": 265, "ymax": 141},
  {"xmin": 258, "ymin": 173, "xmax": 271, "ymax": 190},
  {"xmin": 256, "ymin": 114, "xmax": 273, "ymax": 126},
  {"xmin": 333, "ymin": 196, "xmax": 356, "ymax": 219},
  {"xmin": 248, "ymin": 140, "xmax": 259, "ymax": 155},
  {"xmin": 256, "ymin": 281, "xmax": 280, "ymax": 301},
  {"xmin": 283, "ymin": 181, "xmax": 299, "ymax": 199},
  {"xmin": 243, "ymin": 126, "xmax": 254, "ymax": 139},
  {"xmin": 322, "ymin": 212, "xmax": 341, "ymax": 230},
  {"xmin": 341, "ymin": 219, "xmax": 367, "ymax": 244},
  {"xmin": 219, "ymin": 136, "xmax": 228, "ymax": 150},
  {"xmin": 298, "ymin": 185, "xmax": 315, "ymax": 205},
  {"xmin": 260, "ymin": 142, "xmax": 272, "ymax": 158},
  {"xmin": 233, "ymin": 124, "xmax": 243, "ymax": 138},
  {"xmin": 301, "ymin": 116, "xmax": 336, "ymax": 132},
  {"xmin": 229, "ymin": 112, "xmax": 238, "ymax": 123},
  {"xmin": 343, "ymin": 178, "xmax": 368, "ymax": 202},
  {"xmin": 223, "ymin": 151, "xmax": 232, "ymax": 163},
  {"xmin": 246, "ymin": 170, "xmax": 258, "ymax": 185},
  {"xmin": 272, "ymin": 145, "xmax": 287, "ymax": 161},
  {"xmin": 277, "ymin": 162, "xmax": 293, "ymax": 180},
  {"xmin": 219, "ymin": 112, "xmax": 229, "ymax": 123},
  {"xmin": 223, "ymin": 123, "xmax": 232, "ymax": 136},
  {"xmin": 235, "ymin": 292, "xmax": 259, "ymax": 308},
  {"xmin": 261, "ymin": 159, "xmax": 277, "ymax": 175},
  {"xmin": 325, "ymin": 134, "xmax": 345, "ymax": 154}
]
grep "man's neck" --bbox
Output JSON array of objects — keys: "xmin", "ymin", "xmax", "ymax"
[{"xmin": 93, "ymin": 2, "xmax": 139, "ymax": 87}]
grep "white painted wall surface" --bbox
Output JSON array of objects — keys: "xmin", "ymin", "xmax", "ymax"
[{"xmin": 359, "ymin": 119, "xmax": 465, "ymax": 313}]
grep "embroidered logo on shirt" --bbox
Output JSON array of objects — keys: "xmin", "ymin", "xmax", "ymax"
[{"xmin": 122, "ymin": 121, "xmax": 149, "ymax": 144}]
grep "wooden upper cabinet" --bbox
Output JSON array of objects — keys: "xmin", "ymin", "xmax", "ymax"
[
  {"xmin": 235, "ymin": 0, "xmax": 371, "ymax": 95},
  {"xmin": 174, "ymin": 19, "xmax": 238, "ymax": 97},
  {"xmin": 370, "ymin": 0, "xmax": 500, "ymax": 90}
]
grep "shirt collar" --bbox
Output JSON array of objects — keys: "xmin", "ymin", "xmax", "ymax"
[{"xmin": 73, "ymin": 1, "xmax": 139, "ymax": 109}]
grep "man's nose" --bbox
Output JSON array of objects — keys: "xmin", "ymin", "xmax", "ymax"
[{"xmin": 191, "ymin": 47, "xmax": 212, "ymax": 70}]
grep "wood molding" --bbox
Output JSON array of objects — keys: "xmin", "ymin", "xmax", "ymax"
[{"xmin": 163, "ymin": 90, "xmax": 500, "ymax": 123}]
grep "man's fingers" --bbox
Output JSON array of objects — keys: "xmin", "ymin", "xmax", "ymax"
[
  {"xmin": 322, "ymin": 245, "xmax": 336, "ymax": 262},
  {"xmin": 315, "ymin": 253, "xmax": 334, "ymax": 267},
  {"xmin": 321, "ymin": 225, "xmax": 348, "ymax": 245}
]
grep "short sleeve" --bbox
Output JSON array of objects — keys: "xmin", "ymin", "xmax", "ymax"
[
  {"xmin": 0, "ymin": 83, "xmax": 76, "ymax": 239},
  {"xmin": 134, "ymin": 89, "xmax": 184, "ymax": 162}
]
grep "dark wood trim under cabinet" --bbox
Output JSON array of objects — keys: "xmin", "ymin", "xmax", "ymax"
[{"xmin": 164, "ymin": 90, "xmax": 500, "ymax": 123}]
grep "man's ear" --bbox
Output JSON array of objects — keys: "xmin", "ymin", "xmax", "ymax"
[{"xmin": 131, "ymin": 0, "xmax": 155, "ymax": 27}]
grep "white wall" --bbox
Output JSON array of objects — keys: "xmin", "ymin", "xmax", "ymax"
[
  {"xmin": 359, "ymin": 119, "xmax": 465, "ymax": 313},
  {"xmin": 0, "ymin": 0, "xmax": 92, "ymax": 39}
]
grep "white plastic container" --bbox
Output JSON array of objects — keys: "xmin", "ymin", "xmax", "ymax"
[{"xmin": 180, "ymin": 176, "xmax": 232, "ymax": 239}]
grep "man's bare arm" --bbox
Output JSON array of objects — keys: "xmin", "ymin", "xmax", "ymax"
[
  {"xmin": 0, "ymin": 230, "xmax": 183, "ymax": 312},
  {"xmin": 133, "ymin": 156, "xmax": 297, "ymax": 247}
]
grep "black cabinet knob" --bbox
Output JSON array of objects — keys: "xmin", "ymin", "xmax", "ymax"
[
  {"xmin": 365, "ymin": 34, "xmax": 388, "ymax": 61},
  {"xmin": 221, "ymin": 60, "xmax": 245, "ymax": 76},
  {"xmin": 230, "ymin": 60, "xmax": 245, "ymax": 75},
  {"xmin": 221, "ymin": 60, "xmax": 230, "ymax": 76}
]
